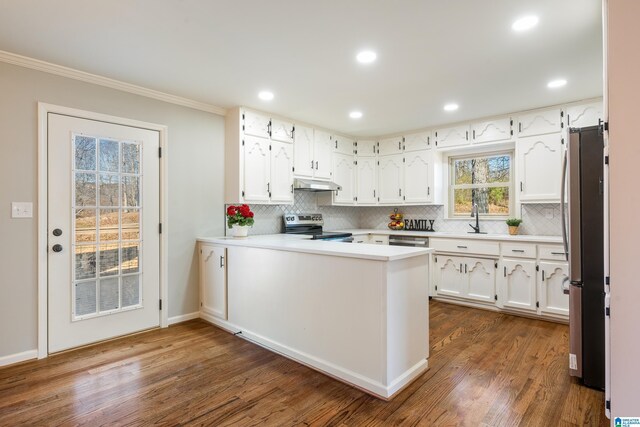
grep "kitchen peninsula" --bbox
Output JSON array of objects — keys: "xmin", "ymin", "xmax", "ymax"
[{"xmin": 197, "ymin": 234, "xmax": 432, "ymax": 399}]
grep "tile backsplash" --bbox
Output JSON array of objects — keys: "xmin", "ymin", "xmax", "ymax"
[{"xmin": 235, "ymin": 193, "xmax": 562, "ymax": 236}]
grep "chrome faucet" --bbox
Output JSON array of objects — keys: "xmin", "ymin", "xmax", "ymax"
[{"xmin": 469, "ymin": 203, "xmax": 485, "ymax": 234}]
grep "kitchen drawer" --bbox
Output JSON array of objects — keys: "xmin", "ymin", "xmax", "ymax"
[
  {"xmin": 538, "ymin": 244, "xmax": 567, "ymax": 261},
  {"xmin": 353, "ymin": 234, "xmax": 370, "ymax": 244},
  {"xmin": 429, "ymin": 238, "xmax": 499, "ymax": 256},
  {"xmin": 370, "ymin": 234, "xmax": 389, "ymax": 245},
  {"xmin": 500, "ymin": 242, "xmax": 536, "ymax": 258}
]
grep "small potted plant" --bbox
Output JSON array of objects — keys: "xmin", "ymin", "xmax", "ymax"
[
  {"xmin": 226, "ymin": 204, "xmax": 255, "ymax": 237},
  {"xmin": 506, "ymin": 218, "xmax": 523, "ymax": 235}
]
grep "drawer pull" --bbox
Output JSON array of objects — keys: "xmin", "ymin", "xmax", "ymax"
[
  {"xmin": 551, "ymin": 252, "xmax": 566, "ymax": 255},
  {"xmin": 457, "ymin": 245, "xmax": 468, "ymax": 249},
  {"xmin": 511, "ymin": 249, "xmax": 525, "ymax": 253}
]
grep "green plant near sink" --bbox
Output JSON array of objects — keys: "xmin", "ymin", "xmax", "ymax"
[{"xmin": 506, "ymin": 218, "xmax": 523, "ymax": 235}]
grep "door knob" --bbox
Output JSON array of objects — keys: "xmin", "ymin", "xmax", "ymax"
[
  {"xmin": 52, "ymin": 244, "xmax": 63, "ymax": 253},
  {"xmin": 53, "ymin": 228, "xmax": 63, "ymax": 236}
]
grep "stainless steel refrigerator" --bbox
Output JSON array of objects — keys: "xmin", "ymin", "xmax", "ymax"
[{"xmin": 561, "ymin": 125, "xmax": 605, "ymax": 390}]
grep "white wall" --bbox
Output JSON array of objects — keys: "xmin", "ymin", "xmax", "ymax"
[
  {"xmin": 0, "ymin": 61, "xmax": 224, "ymax": 359},
  {"xmin": 608, "ymin": 0, "xmax": 640, "ymax": 418}
]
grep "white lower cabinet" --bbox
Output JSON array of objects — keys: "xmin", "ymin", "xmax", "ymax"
[
  {"xmin": 501, "ymin": 258, "xmax": 537, "ymax": 312},
  {"xmin": 199, "ymin": 244, "xmax": 227, "ymax": 320},
  {"xmin": 434, "ymin": 255, "xmax": 496, "ymax": 304},
  {"xmin": 538, "ymin": 261, "xmax": 569, "ymax": 317}
]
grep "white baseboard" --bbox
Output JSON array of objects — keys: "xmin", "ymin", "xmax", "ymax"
[
  {"xmin": 168, "ymin": 312, "xmax": 200, "ymax": 325},
  {"xmin": 0, "ymin": 349, "xmax": 38, "ymax": 368}
]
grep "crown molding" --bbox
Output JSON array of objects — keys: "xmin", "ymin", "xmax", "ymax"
[{"xmin": 0, "ymin": 49, "xmax": 227, "ymax": 116}]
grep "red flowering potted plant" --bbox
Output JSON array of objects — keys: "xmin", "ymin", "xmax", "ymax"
[{"xmin": 226, "ymin": 204, "xmax": 255, "ymax": 237}]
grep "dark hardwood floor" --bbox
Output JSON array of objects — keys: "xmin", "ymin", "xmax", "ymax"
[{"xmin": 0, "ymin": 301, "xmax": 608, "ymax": 426}]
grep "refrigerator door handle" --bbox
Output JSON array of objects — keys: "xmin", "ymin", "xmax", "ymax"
[
  {"xmin": 561, "ymin": 150, "xmax": 569, "ymax": 261},
  {"xmin": 567, "ymin": 131, "xmax": 583, "ymax": 284}
]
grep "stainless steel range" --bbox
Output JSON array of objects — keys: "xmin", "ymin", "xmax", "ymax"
[{"xmin": 283, "ymin": 214, "xmax": 353, "ymax": 242}]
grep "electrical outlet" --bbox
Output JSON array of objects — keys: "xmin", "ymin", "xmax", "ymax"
[
  {"xmin": 11, "ymin": 202, "xmax": 33, "ymax": 218},
  {"xmin": 544, "ymin": 208, "xmax": 554, "ymax": 219}
]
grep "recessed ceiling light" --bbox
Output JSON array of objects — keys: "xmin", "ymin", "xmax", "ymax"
[
  {"xmin": 444, "ymin": 103, "xmax": 459, "ymax": 112},
  {"xmin": 512, "ymin": 15, "xmax": 539, "ymax": 32},
  {"xmin": 349, "ymin": 111, "xmax": 363, "ymax": 119},
  {"xmin": 547, "ymin": 79, "xmax": 567, "ymax": 89},
  {"xmin": 356, "ymin": 50, "xmax": 377, "ymax": 64},
  {"xmin": 258, "ymin": 91, "xmax": 274, "ymax": 101}
]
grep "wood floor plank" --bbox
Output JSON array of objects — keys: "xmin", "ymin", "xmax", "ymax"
[{"xmin": 0, "ymin": 301, "xmax": 608, "ymax": 426}]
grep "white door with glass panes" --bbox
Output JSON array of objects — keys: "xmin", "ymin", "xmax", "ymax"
[
  {"xmin": 356, "ymin": 157, "xmax": 377, "ymax": 204},
  {"xmin": 517, "ymin": 134, "xmax": 563, "ymax": 202},
  {"xmin": 270, "ymin": 141, "xmax": 294, "ymax": 203},
  {"xmin": 293, "ymin": 125, "xmax": 314, "ymax": 178},
  {"xmin": 243, "ymin": 135, "xmax": 271, "ymax": 202},
  {"xmin": 501, "ymin": 259, "xmax": 537, "ymax": 312},
  {"xmin": 48, "ymin": 113, "xmax": 160, "ymax": 353},
  {"xmin": 378, "ymin": 154, "xmax": 404, "ymax": 204},
  {"xmin": 404, "ymin": 150, "xmax": 432, "ymax": 203},
  {"xmin": 313, "ymin": 130, "xmax": 333, "ymax": 179},
  {"xmin": 333, "ymin": 153, "xmax": 355, "ymax": 204}
]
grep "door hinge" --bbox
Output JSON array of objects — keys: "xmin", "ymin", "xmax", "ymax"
[
  {"xmin": 403, "ymin": 157, "xmax": 406, "ymax": 163},
  {"xmin": 495, "ymin": 262, "xmax": 498, "ymax": 269},
  {"xmin": 599, "ymin": 119, "xmax": 609, "ymax": 134},
  {"xmin": 495, "ymin": 294, "xmax": 498, "ymax": 301},
  {"xmin": 292, "ymin": 166, "xmax": 295, "ymax": 172},
  {"xmin": 269, "ymin": 145, "xmax": 272, "ymax": 151},
  {"xmin": 159, "ymin": 223, "xmax": 162, "ymax": 234},
  {"xmin": 292, "ymin": 126, "xmax": 295, "ymax": 139},
  {"xmin": 377, "ymin": 161, "xmax": 380, "ymax": 165},
  {"xmin": 605, "ymin": 307, "xmax": 610, "ymax": 317},
  {"xmin": 435, "ymin": 285, "xmax": 438, "ymax": 290},
  {"xmin": 159, "ymin": 299, "xmax": 162, "ymax": 310},
  {"xmin": 605, "ymin": 276, "xmax": 610, "ymax": 285},
  {"xmin": 242, "ymin": 139, "xmax": 245, "ymax": 146},
  {"xmin": 536, "ymin": 265, "xmax": 539, "ymax": 271},
  {"xmin": 377, "ymin": 197, "xmax": 380, "ymax": 202},
  {"xmin": 605, "ymin": 155, "xmax": 609, "ymax": 165},
  {"xmin": 560, "ymin": 111, "xmax": 564, "ymax": 128},
  {"xmin": 354, "ymin": 160, "xmax": 357, "ymax": 165},
  {"xmin": 435, "ymin": 256, "xmax": 438, "ymax": 262},
  {"xmin": 536, "ymin": 301, "xmax": 540, "ymax": 308},
  {"xmin": 605, "ymin": 400, "xmax": 611, "ymax": 410},
  {"xmin": 158, "ymin": 147, "xmax": 162, "ymax": 158},
  {"xmin": 242, "ymin": 190, "xmax": 245, "ymax": 197}
]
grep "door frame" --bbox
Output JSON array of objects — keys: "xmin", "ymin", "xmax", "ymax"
[{"xmin": 37, "ymin": 102, "xmax": 169, "ymax": 358}]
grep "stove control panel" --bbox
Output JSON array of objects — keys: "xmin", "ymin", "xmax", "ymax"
[{"xmin": 283, "ymin": 213, "xmax": 324, "ymax": 225}]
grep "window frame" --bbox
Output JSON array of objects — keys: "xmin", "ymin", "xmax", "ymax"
[{"xmin": 448, "ymin": 149, "xmax": 515, "ymax": 219}]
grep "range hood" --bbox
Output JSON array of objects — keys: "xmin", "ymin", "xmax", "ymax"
[{"xmin": 293, "ymin": 178, "xmax": 342, "ymax": 192}]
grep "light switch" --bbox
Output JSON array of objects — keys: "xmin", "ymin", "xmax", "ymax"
[
  {"xmin": 544, "ymin": 208, "xmax": 554, "ymax": 219},
  {"xmin": 12, "ymin": 202, "xmax": 33, "ymax": 218}
]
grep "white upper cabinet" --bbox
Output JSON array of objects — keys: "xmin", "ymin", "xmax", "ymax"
[
  {"xmin": 501, "ymin": 259, "xmax": 537, "ymax": 312},
  {"xmin": 293, "ymin": 125, "xmax": 314, "ymax": 178},
  {"xmin": 314, "ymin": 130, "xmax": 333, "ymax": 180},
  {"xmin": 270, "ymin": 141, "xmax": 294, "ymax": 203},
  {"xmin": 270, "ymin": 119, "xmax": 294, "ymax": 143},
  {"xmin": 378, "ymin": 154, "xmax": 404, "ymax": 204},
  {"xmin": 517, "ymin": 134, "xmax": 564, "ymax": 202},
  {"xmin": 517, "ymin": 108, "xmax": 563, "ymax": 137},
  {"xmin": 333, "ymin": 152, "xmax": 355, "ymax": 204},
  {"xmin": 243, "ymin": 135, "xmax": 271, "ymax": 202},
  {"xmin": 566, "ymin": 102, "xmax": 603, "ymax": 128},
  {"xmin": 404, "ymin": 131, "xmax": 432, "ymax": 152},
  {"xmin": 434, "ymin": 125, "xmax": 470, "ymax": 148},
  {"xmin": 357, "ymin": 140, "xmax": 377, "ymax": 157},
  {"xmin": 356, "ymin": 157, "xmax": 377, "ymax": 204},
  {"xmin": 471, "ymin": 117, "xmax": 513, "ymax": 144},
  {"xmin": 378, "ymin": 136, "xmax": 404, "ymax": 156},
  {"xmin": 243, "ymin": 110, "xmax": 271, "ymax": 138},
  {"xmin": 334, "ymin": 135, "xmax": 355, "ymax": 155},
  {"xmin": 403, "ymin": 150, "xmax": 433, "ymax": 203}
]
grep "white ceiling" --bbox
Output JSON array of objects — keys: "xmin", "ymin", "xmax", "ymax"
[{"xmin": 0, "ymin": 0, "xmax": 602, "ymax": 136}]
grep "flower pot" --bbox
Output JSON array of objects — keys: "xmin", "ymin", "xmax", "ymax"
[
  {"xmin": 508, "ymin": 225, "xmax": 519, "ymax": 235},
  {"xmin": 230, "ymin": 225, "xmax": 250, "ymax": 238}
]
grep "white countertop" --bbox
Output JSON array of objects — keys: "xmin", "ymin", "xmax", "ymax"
[
  {"xmin": 197, "ymin": 234, "xmax": 433, "ymax": 261},
  {"xmin": 331, "ymin": 229, "xmax": 563, "ymax": 244}
]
